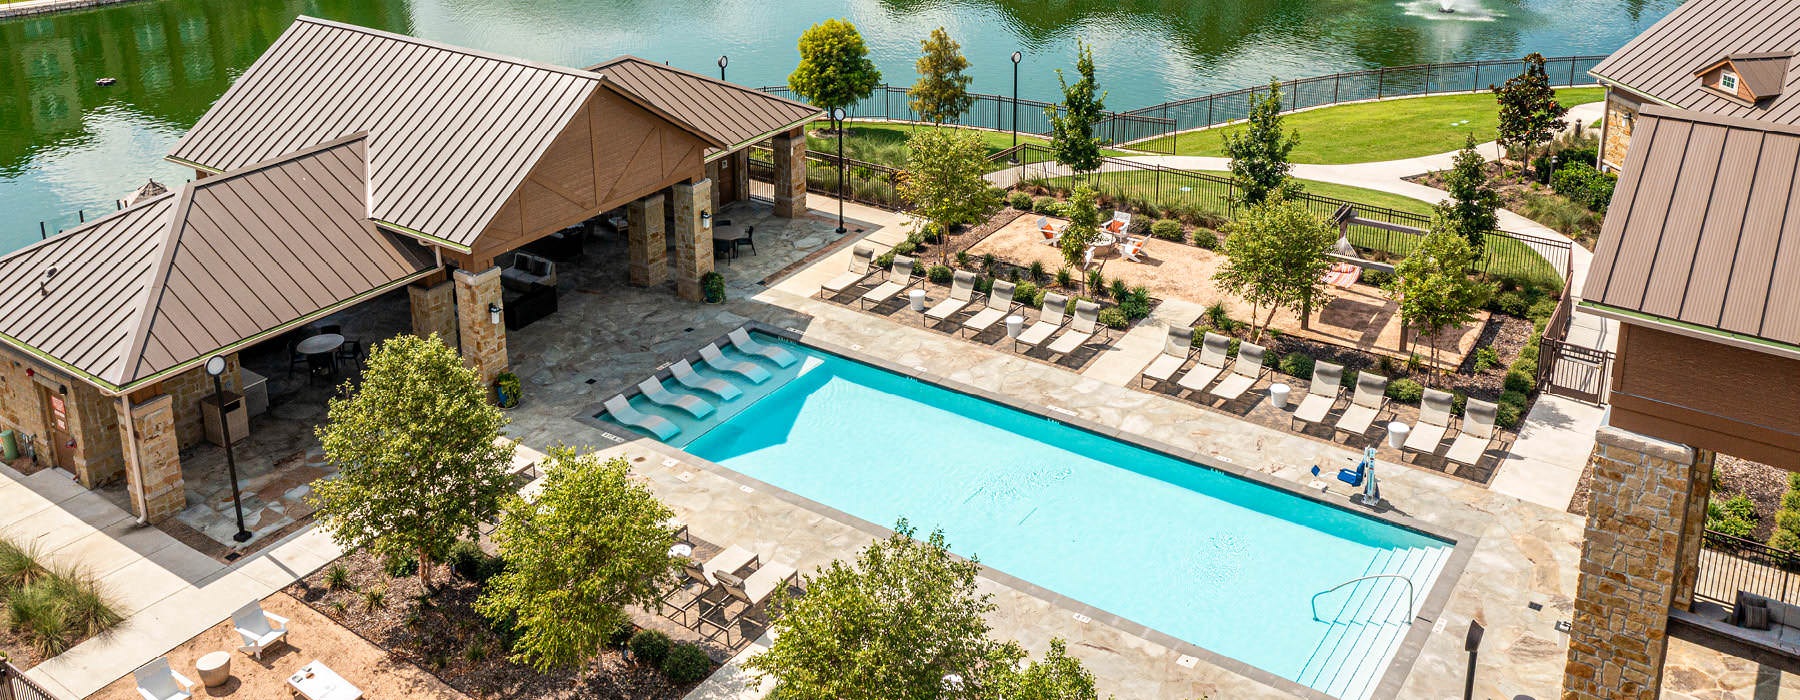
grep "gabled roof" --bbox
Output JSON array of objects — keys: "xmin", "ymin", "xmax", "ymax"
[
  {"xmin": 1582, "ymin": 106, "xmax": 1800, "ymax": 354},
  {"xmin": 588, "ymin": 56, "xmax": 822, "ymax": 159},
  {"xmin": 1591, "ymin": 0, "xmax": 1800, "ymax": 122},
  {"xmin": 1695, "ymin": 52, "xmax": 1794, "ymax": 101},
  {"xmin": 0, "ymin": 135, "xmax": 436, "ymax": 392}
]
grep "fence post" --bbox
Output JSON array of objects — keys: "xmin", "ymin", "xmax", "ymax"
[
  {"xmin": 1290, "ymin": 79, "xmax": 1298, "ymax": 111},
  {"xmin": 1206, "ymin": 97, "xmax": 1214, "ymax": 127},
  {"xmin": 1377, "ymin": 68, "xmax": 1385, "ymax": 99},
  {"xmin": 1333, "ymin": 73, "xmax": 1340, "ymax": 103},
  {"xmin": 1568, "ymin": 58, "xmax": 1578, "ymax": 86}
]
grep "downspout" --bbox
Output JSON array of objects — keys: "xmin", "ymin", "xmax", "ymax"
[{"xmin": 115, "ymin": 396, "xmax": 149, "ymax": 525}]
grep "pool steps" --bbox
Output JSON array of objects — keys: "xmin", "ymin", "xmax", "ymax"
[{"xmin": 1295, "ymin": 545, "xmax": 1451, "ymax": 700}]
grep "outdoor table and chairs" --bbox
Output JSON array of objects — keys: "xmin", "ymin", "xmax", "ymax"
[
  {"xmin": 712, "ymin": 223, "xmax": 756, "ymax": 264},
  {"xmin": 295, "ymin": 333, "xmax": 344, "ymax": 384},
  {"xmin": 288, "ymin": 660, "xmax": 363, "ymax": 700}
]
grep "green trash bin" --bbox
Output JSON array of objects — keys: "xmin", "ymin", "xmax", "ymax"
[{"xmin": 1, "ymin": 430, "xmax": 17, "ymax": 461}]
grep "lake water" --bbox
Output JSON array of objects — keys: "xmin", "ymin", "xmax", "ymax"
[{"xmin": 2, "ymin": 0, "xmax": 1677, "ymax": 252}]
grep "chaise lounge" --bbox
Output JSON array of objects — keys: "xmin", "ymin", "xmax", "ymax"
[
  {"xmin": 1014, "ymin": 293, "xmax": 1068, "ymax": 350},
  {"xmin": 1445, "ymin": 399, "xmax": 1499, "ymax": 465},
  {"xmin": 1403, "ymin": 389, "xmax": 1456, "ymax": 457},
  {"xmin": 819, "ymin": 245, "xmax": 876, "ymax": 297},
  {"xmin": 1208, "ymin": 341, "xmax": 1266, "ymax": 402},
  {"xmin": 1047, "ymin": 300, "xmax": 1103, "ymax": 356},
  {"xmin": 1139, "ymin": 326, "xmax": 1194, "ymax": 387},
  {"xmin": 1176, "ymin": 332, "xmax": 1232, "ymax": 394},
  {"xmin": 962, "ymin": 280, "xmax": 1017, "ymax": 336},
  {"xmin": 604, "ymin": 395, "xmax": 679, "ymax": 440},
  {"xmin": 1334, "ymin": 372, "xmax": 1390, "ymax": 436},
  {"xmin": 1293, "ymin": 362, "xmax": 1345, "ymax": 426},
  {"xmin": 860, "ymin": 255, "xmax": 919, "ymax": 308},
  {"xmin": 728, "ymin": 328, "xmax": 798, "ymax": 368},
  {"xmin": 671, "ymin": 359, "xmax": 741, "ymax": 401},
  {"xmin": 926, "ymin": 270, "xmax": 978, "ymax": 322},
  {"xmin": 701, "ymin": 344, "xmax": 771, "ymax": 384},
  {"xmin": 637, "ymin": 377, "xmax": 715, "ymax": 419}
]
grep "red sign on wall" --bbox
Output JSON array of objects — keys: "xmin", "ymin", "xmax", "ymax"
[{"xmin": 49, "ymin": 394, "xmax": 66, "ymax": 432}]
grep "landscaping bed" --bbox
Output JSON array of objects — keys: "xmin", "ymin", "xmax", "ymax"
[
  {"xmin": 1409, "ymin": 160, "xmax": 1608, "ymax": 247},
  {"xmin": 0, "ymin": 537, "xmax": 120, "ymax": 668}
]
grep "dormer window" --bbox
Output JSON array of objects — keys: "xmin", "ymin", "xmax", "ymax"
[
  {"xmin": 1720, "ymin": 70, "xmax": 1739, "ymax": 92},
  {"xmin": 1693, "ymin": 53, "xmax": 1792, "ymax": 106}
]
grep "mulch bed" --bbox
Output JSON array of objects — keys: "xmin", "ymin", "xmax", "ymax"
[
  {"xmin": 1711, "ymin": 455, "xmax": 1794, "ymax": 542},
  {"xmin": 286, "ymin": 550, "xmax": 708, "ymax": 700},
  {"xmin": 1408, "ymin": 162, "xmax": 1602, "ymax": 247}
]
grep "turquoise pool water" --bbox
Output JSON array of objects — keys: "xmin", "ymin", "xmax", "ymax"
[{"xmin": 603, "ymin": 334, "xmax": 1452, "ymax": 698}]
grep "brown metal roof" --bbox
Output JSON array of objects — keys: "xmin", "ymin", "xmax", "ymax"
[
  {"xmin": 0, "ymin": 134, "xmax": 435, "ymax": 392},
  {"xmin": 1591, "ymin": 0, "xmax": 1800, "ymax": 121},
  {"xmin": 588, "ymin": 56, "xmax": 822, "ymax": 159},
  {"xmin": 1583, "ymin": 105, "xmax": 1800, "ymax": 351}
]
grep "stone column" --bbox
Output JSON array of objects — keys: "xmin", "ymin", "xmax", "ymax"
[
  {"xmin": 408, "ymin": 278, "xmax": 459, "ymax": 348},
  {"xmin": 672, "ymin": 179, "xmax": 714, "ymax": 302},
  {"xmin": 628, "ymin": 194, "xmax": 667, "ymax": 287},
  {"xmin": 771, "ymin": 128, "xmax": 806, "ymax": 218},
  {"xmin": 731, "ymin": 151, "xmax": 751, "ymax": 204},
  {"xmin": 1563, "ymin": 425, "xmax": 1714, "ymax": 700},
  {"xmin": 453, "ymin": 267, "xmax": 508, "ymax": 387},
  {"xmin": 120, "ymin": 394, "xmax": 183, "ymax": 524}
]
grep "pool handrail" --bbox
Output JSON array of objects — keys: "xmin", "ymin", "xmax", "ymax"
[{"xmin": 1309, "ymin": 573, "xmax": 1415, "ymax": 625}]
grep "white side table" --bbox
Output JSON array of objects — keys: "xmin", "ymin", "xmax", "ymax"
[
  {"xmin": 1386, "ymin": 421, "xmax": 1410, "ymax": 450},
  {"xmin": 1005, "ymin": 315, "xmax": 1025, "ymax": 340},
  {"xmin": 196, "ymin": 651, "xmax": 231, "ymax": 688},
  {"xmin": 1269, "ymin": 383, "xmax": 1291, "ymax": 409},
  {"xmin": 909, "ymin": 289, "xmax": 927, "ymax": 313}
]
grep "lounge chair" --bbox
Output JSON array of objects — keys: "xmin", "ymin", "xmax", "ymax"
[
  {"xmin": 926, "ymin": 270, "xmax": 978, "ymax": 322},
  {"xmin": 1103, "ymin": 211, "xmax": 1132, "ymax": 236},
  {"xmin": 701, "ymin": 344, "xmax": 771, "ymax": 384},
  {"xmin": 1014, "ymin": 293, "xmax": 1068, "ymax": 349},
  {"xmin": 1119, "ymin": 237, "xmax": 1146, "ymax": 262},
  {"xmin": 719, "ymin": 561, "xmax": 798, "ymax": 617},
  {"xmin": 604, "ymin": 395, "xmax": 679, "ymax": 440},
  {"xmin": 637, "ymin": 378, "xmax": 714, "ymax": 419},
  {"xmin": 1038, "ymin": 216, "xmax": 1062, "ymax": 246},
  {"xmin": 1139, "ymin": 326, "xmax": 1194, "ymax": 387},
  {"xmin": 1176, "ymin": 332, "xmax": 1232, "ymax": 393},
  {"xmin": 702, "ymin": 544, "xmax": 759, "ymax": 583},
  {"xmin": 728, "ymin": 328, "xmax": 797, "ymax": 368},
  {"xmin": 1404, "ymin": 389, "xmax": 1455, "ymax": 455},
  {"xmin": 1445, "ymin": 399, "xmax": 1499, "ymax": 466},
  {"xmin": 1334, "ymin": 372, "xmax": 1390, "ymax": 436},
  {"xmin": 1047, "ymin": 300, "xmax": 1103, "ymax": 355},
  {"xmin": 819, "ymin": 245, "xmax": 876, "ymax": 296},
  {"xmin": 1293, "ymin": 361, "xmax": 1345, "ymax": 424},
  {"xmin": 859, "ymin": 255, "xmax": 918, "ymax": 308},
  {"xmin": 231, "ymin": 600, "xmax": 289, "ymax": 660},
  {"xmin": 962, "ymin": 280, "xmax": 1016, "ymax": 336},
  {"xmin": 133, "ymin": 657, "xmax": 196, "ymax": 700},
  {"xmin": 671, "ymin": 359, "xmax": 741, "ymax": 401},
  {"xmin": 1208, "ymin": 341, "xmax": 1266, "ymax": 401}
]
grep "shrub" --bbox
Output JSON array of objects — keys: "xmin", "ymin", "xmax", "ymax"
[
  {"xmin": 9, "ymin": 585, "xmax": 68, "ymax": 655},
  {"xmin": 1706, "ymin": 493, "xmax": 1758, "ymax": 540},
  {"xmin": 1008, "ymin": 192, "xmax": 1034, "ymax": 210},
  {"xmin": 953, "ymin": 251, "xmax": 969, "ymax": 267},
  {"xmin": 629, "ymin": 629, "xmax": 672, "ymax": 666},
  {"xmin": 1503, "ymin": 367, "xmax": 1536, "ymax": 393},
  {"xmin": 1150, "ymin": 219, "xmax": 1184, "ymax": 242},
  {"xmin": 1386, "ymin": 378, "xmax": 1424, "ymax": 403},
  {"xmin": 447, "ymin": 541, "xmax": 484, "ymax": 581},
  {"xmin": 1027, "ymin": 260, "xmax": 1046, "ymax": 283},
  {"xmin": 1118, "ymin": 286, "xmax": 1152, "ymax": 321},
  {"xmin": 891, "ymin": 240, "xmax": 917, "ymax": 256},
  {"xmin": 1770, "ymin": 473, "xmax": 1800, "ymax": 552},
  {"xmin": 874, "ymin": 251, "xmax": 895, "ymax": 269},
  {"xmin": 383, "ymin": 553, "xmax": 418, "ymax": 579},
  {"xmin": 1127, "ymin": 216, "xmax": 1152, "ymax": 238},
  {"xmin": 1550, "ymin": 164, "xmax": 1618, "ymax": 211},
  {"xmin": 1361, "ymin": 268, "xmax": 1391, "ymax": 287},
  {"xmin": 362, "ymin": 587, "xmax": 387, "ymax": 611},
  {"xmin": 981, "ymin": 253, "xmax": 998, "ymax": 272},
  {"xmin": 1489, "ymin": 291, "xmax": 1530, "ymax": 317},
  {"xmin": 1191, "ymin": 227, "xmax": 1219, "ymax": 250},
  {"xmin": 1031, "ymin": 196, "xmax": 1058, "ymax": 214},
  {"xmin": 701, "ymin": 271, "xmax": 726, "ymax": 304},
  {"xmin": 1495, "ymin": 401, "xmax": 1523, "ymax": 429},
  {"xmin": 974, "ymin": 277, "xmax": 994, "ymax": 295},
  {"xmin": 1498, "ymin": 390, "xmax": 1529, "ymax": 409},
  {"xmin": 324, "ymin": 563, "xmax": 352, "ymax": 590},
  {"xmin": 1109, "ymin": 279, "xmax": 1129, "ymax": 301},
  {"xmin": 926, "ymin": 265, "xmax": 953, "ymax": 284},
  {"xmin": 1055, "ymin": 267, "xmax": 1074, "ymax": 289},
  {"xmin": 1013, "ymin": 281, "xmax": 1041, "ymax": 308},
  {"xmin": 1087, "ymin": 269, "xmax": 1106, "ymax": 295},
  {"xmin": 662, "ymin": 642, "xmax": 713, "ymax": 683},
  {"xmin": 1473, "ymin": 347, "xmax": 1501, "ymax": 371},
  {"xmin": 1280, "ymin": 352, "xmax": 1314, "ymax": 378},
  {"xmin": 0, "ymin": 539, "xmax": 45, "ymax": 590},
  {"xmin": 607, "ymin": 620, "xmax": 636, "ymax": 649},
  {"xmin": 1097, "ymin": 307, "xmax": 1130, "ymax": 329},
  {"xmin": 1044, "ymin": 200, "xmax": 1071, "ymax": 217},
  {"xmin": 1405, "ymin": 353, "xmax": 1425, "ymax": 374}
]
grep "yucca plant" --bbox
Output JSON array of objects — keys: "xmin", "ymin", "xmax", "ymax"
[{"xmin": 45, "ymin": 566, "xmax": 120, "ymax": 637}]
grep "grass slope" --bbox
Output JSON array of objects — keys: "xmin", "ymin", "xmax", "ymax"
[{"xmin": 813, "ymin": 122, "xmax": 1127, "ymax": 171}]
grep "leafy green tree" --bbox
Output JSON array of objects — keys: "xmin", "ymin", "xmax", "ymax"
[
  {"xmin": 1386, "ymin": 214, "xmax": 1494, "ymax": 376},
  {"xmin": 476, "ymin": 450, "xmax": 678, "ymax": 671},
  {"xmin": 1214, "ymin": 198, "xmax": 1336, "ymax": 341},
  {"xmin": 1771, "ymin": 473, "xmax": 1800, "ymax": 552},
  {"xmin": 901, "ymin": 129, "xmax": 997, "ymax": 261},
  {"xmin": 1437, "ymin": 134, "xmax": 1501, "ymax": 255},
  {"xmin": 909, "ymin": 27, "xmax": 974, "ymax": 125},
  {"xmin": 1047, "ymin": 41, "xmax": 1106, "ymax": 175},
  {"xmin": 1223, "ymin": 78, "xmax": 1301, "ymax": 207},
  {"xmin": 986, "ymin": 639, "xmax": 1103, "ymax": 699},
  {"xmin": 1491, "ymin": 53, "xmax": 1568, "ymax": 176},
  {"xmin": 1057, "ymin": 184, "xmax": 1101, "ymax": 270},
  {"xmin": 788, "ymin": 19, "xmax": 882, "ymax": 116},
  {"xmin": 309, "ymin": 334, "xmax": 514, "ymax": 589}
]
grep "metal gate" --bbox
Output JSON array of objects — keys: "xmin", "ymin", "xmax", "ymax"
[
  {"xmin": 0, "ymin": 662, "xmax": 61, "ymax": 700},
  {"xmin": 1536, "ymin": 337, "xmax": 1613, "ymax": 405}
]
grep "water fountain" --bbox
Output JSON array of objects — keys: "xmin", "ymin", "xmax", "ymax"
[
  {"xmin": 1439, "ymin": 0, "xmax": 1457, "ymax": 12},
  {"xmin": 1399, "ymin": 0, "xmax": 1501, "ymax": 21}
]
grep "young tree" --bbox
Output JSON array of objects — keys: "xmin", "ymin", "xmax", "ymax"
[
  {"xmin": 1057, "ymin": 184, "xmax": 1101, "ymax": 270},
  {"xmin": 1491, "ymin": 53, "xmax": 1568, "ymax": 176},
  {"xmin": 309, "ymin": 334, "xmax": 514, "ymax": 589},
  {"xmin": 1223, "ymin": 78, "xmax": 1301, "ymax": 207},
  {"xmin": 1047, "ymin": 41, "xmax": 1106, "ymax": 175},
  {"xmin": 1386, "ymin": 212, "xmax": 1494, "ymax": 376},
  {"xmin": 901, "ymin": 128, "xmax": 997, "ymax": 261},
  {"xmin": 1436, "ymin": 134, "xmax": 1501, "ymax": 255},
  {"xmin": 909, "ymin": 27, "xmax": 974, "ymax": 125},
  {"xmin": 476, "ymin": 450, "xmax": 678, "ymax": 671},
  {"xmin": 1213, "ymin": 198, "xmax": 1336, "ymax": 341},
  {"xmin": 987, "ymin": 639, "xmax": 1103, "ymax": 700},
  {"xmin": 788, "ymin": 19, "xmax": 882, "ymax": 118}
]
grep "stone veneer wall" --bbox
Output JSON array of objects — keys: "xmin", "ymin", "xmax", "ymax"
[
  {"xmin": 628, "ymin": 194, "xmax": 668, "ymax": 287},
  {"xmin": 63, "ymin": 380, "xmax": 123, "ymax": 487},
  {"xmin": 154, "ymin": 355, "xmax": 241, "ymax": 451},
  {"xmin": 408, "ymin": 278, "xmax": 459, "ymax": 349},
  {"xmin": 1602, "ymin": 92, "xmax": 1639, "ymax": 172},
  {"xmin": 121, "ymin": 393, "xmax": 183, "ymax": 523},
  {"xmin": 672, "ymin": 179, "xmax": 714, "ymax": 302},
  {"xmin": 453, "ymin": 267, "xmax": 508, "ymax": 387},
  {"xmin": 1564, "ymin": 425, "xmax": 1713, "ymax": 700},
  {"xmin": 771, "ymin": 130, "xmax": 806, "ymax": 218},
  {"xmin": 0, "ymin": 346, "xmax": 52, "ymax": 466},
  {"xmin": 0, "ymin": 345, "xmax": 123, "ymax": 485}
]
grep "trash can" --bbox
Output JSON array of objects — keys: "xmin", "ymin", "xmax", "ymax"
[{"xmin": 1, "ymin": 430, "xmax": 16, "ymax": 461}]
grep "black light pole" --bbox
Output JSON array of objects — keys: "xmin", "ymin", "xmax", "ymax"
[
  {"xmin": 1462, "ymin": 620, "xmax": 1484, "ymax": 700},
  {"xmin": 717, "ymin": 55, "xmax": 728, "ymax": 81},
  {"xmin": 206, "ymin": 355, "xmax": 252, "ymax": 543},
  {"xmin": 833, "ymin": 106, "xmax": 847, "ymax": 234},
  {"xmin": 1009, "ymin": 51, "xmax": 1022, "ymax": 164}
]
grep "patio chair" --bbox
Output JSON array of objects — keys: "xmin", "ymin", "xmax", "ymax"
[
  {"xmin": 1334, "ymin": 372, "xmax": 1390, "ymax": 436},
  {"xmin": 604, "ymin": 395, "xmax": 679, "ymax": 440},
  {"xmin": 701, "ymin": 343, "xmax": 771, "ymax": 384},
  {"xmin": 820, "ymin": 245, "xmax": 877, "ymax": 297},
  {"xmin": 1047, "ymin": 300, "xmax": 1102, "ymax": 355},
  {"xmin": 962, "ymin": 280, "xmax": 1017, "ymax": 336},
  {"xmin": 703, "ymin": 544, "xmax": 760, "ymax": 583},
  {"xmin": 926, "ymin": 270, "xmax": 978, "ymax": 322},
  {"xmin": 671, "ymin": 359, "xmax": 741, "ymax": 401},
  {"xmin": 1038, "ymin": 216, "xmax": 1062, "ymax": 246},
  {"xmin": 133, "ymin": 657, "xmax": 196, "ymax": 700},
  {"xmin": 1139, "ymin": 326, "xmax": 1195, "ymax": 387},
  {"xmin": 733, "ymin": 225, "xmax": 757, "ymax": 257},
  {"xmin": 231, "ymin": 600, "xmax": 290, "ymax": 660},
  {"xmin": 859, "ymin": 255, "xmax": 919, "ymax": 308},
  {"xmin": 1208, "ymin": 341, "xmax": 1266, "ymax": 401},
  {"xmin": 636, "ymin": 377, "xmax": 715, "ymax": 419},
  {"xmin": 1404, "ymin": 389, "xmax": 1456, "ymax": 456},
  {"xmin": 1293, "ymin": 361, "xmax": 1345, "ymax": 425},
  {"xmin": 1176, "ymin": 332, "xmax": 1232, "ymax": 393},
  {"xmin": 1445, "ymin": 399, "xmax": 1499, "ymax": 466},
  {"xmin": 1103, "ymin": 211, "xmax": 1132, "ymax": 236},
  {"xmin": 728, "ymin": 328, "xmax": 798, "ymax": 368},
  {"xmin": 717, "ymin": 561, "xmax": 798, "ymax": 622},
  {"xmin": 1014, "ymin": 293, "xmax": 1068, "ymax": 350},
  {"xmin": 1119, "ymin": 237, "xmax": 1146, "ymax": 262},
  {"xmin": 713, "ymin": 238, "xmax": 737, "ymax": 265}
]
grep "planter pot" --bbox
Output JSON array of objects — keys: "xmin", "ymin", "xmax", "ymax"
[{"xmin": 495, "ymin": 384, "xmax": 520, "ymax": 410}]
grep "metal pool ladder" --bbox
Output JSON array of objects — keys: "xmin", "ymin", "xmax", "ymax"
[{"xmin": 1311, "ymin": 574, "xmax": 1416, "ymax": 624}]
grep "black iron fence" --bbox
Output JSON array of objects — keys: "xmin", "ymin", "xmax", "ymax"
[
  {"xmin": 1697, "ymin": 530, "xmax": 1800, "ymax": 609},
  {"xmin": 0, "ymin": 661, "xmax": 59, "ymax": 700},
  {"xmin": 748, "ymin": 147, "xmax": 909, "ymax": 210},
  {"xmin": 757, "ymin": 85, "xmax": 1177, "ymax": 153}
]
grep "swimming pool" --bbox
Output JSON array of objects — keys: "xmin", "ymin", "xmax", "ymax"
[{"xmin": 601, "ymin": 331, "xmax": 1456, "ymax": 700}]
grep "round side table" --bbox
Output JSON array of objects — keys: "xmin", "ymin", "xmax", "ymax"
[
  {"xmin": 1386, "ymin": 421, "xmax": 1411, "ymax": 450},
  {"xmin": 1269, "ymin": 383, "xmax": 1291, "ymax": 409},
  {"xmin": 196, "ymin": 650, "xmax": 231, "ymax": 687}
]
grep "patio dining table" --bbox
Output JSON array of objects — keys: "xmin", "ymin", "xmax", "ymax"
[
  {"xmin": 1090, "ymin": 232, "xmax": 1117, "ymax": 252},
  {"xmin": 288, "ymin": 660, "xmax": 363, "ymax": 700},
  {"xmin": 295, "ymin": 333, "xmax": 344, "ymax": 357}
]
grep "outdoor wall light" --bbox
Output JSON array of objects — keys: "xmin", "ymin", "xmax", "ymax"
[
  {"xmin": 488, "ymin": 302, "xmax": 502, "ymax": 325},
  {"xmin": 700, "ymin": 210, "xmax": 712, "ymax": 229}
]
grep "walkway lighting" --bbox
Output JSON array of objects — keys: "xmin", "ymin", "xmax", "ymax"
[
  {"xmin": 1010, "ymin": 51, "xmax": 1023, "ymax": 163},
  {"xmin": 832, "ymin": 107, "xmax": 848, "ymax": 234},
  {"xmin": 718, "ymin": 55, "xmax": 728, "ymax": 81},
  {"xmin": 206, "ymin": 355, "xmax": 252, "ymax": 543}
]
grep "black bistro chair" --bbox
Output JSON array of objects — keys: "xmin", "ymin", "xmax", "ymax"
[{"xmin": 732, "ymin": 225, "xmax": 756, "ymax": 257}]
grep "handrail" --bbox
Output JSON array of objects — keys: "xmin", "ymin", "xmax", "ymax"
[{"xmin": 1310, "ymin": 574, "xmax": 1416, "ymax": 624}]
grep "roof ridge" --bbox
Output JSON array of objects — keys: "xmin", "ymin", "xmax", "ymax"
[
  {"xmin": 294, "ymin": 16, "xmax": 602, "ymax": 82},
  {"xmin": 114, "ymin": 184, "xmax": 195, "ymax": 387},
  {"xmin": 588, "ymin": 54, "xmax": 818, "ymax": 111},
  {"xmin": 191, "ymin": 131, "xmax": 370, "ymax": 190}
]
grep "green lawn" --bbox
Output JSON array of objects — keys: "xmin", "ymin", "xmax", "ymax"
[
  {"xmin": 812, "ymin": 122, "xmax": 1128, "ymax": 171},
  {"xmin": 1146, "ymin": 87, "xmax": 1606, "ymax": 164}
]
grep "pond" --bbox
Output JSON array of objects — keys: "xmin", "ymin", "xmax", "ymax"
[{"xmin": 1, "ymin": 0, "xmax": 1678, "ymax": 253}]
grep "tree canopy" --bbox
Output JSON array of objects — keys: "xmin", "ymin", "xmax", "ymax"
[
  {"xmin": 900, "ymin": 128, "xmax": 997, "ymax": 259},
  {"xmin": 1436, "ymin": 134, "xmax": 1501, "ymax": 255},
  {"xmin": 909, "ymin": 27, "xmax": 974, "ymax": 125},
  {"xmin": 1492, "ymin": 53, "xmax": 1568, "ymax": 175},
  {"xmin": 309, "ymin": 334, "xmax": 514, "ymax": 589},
  {"xmin": 1057, "ymin": 184, "xmax": 1101, "ymax": 270},
  {"xmin": 1047, "ymin": 41, "xmax": 1105, "ymax": 174},
  {"xmin": 1387, "ymin": 213, "xmax": 1494, "ymax": 375},
  {"xmin": 476, "ymin": 450, "xmax": 679, "ymax": 671},
  {"xmin": 1223, "ymin": 78, "xmax": 1301, "ymax": 207},
  {"xmin": 1214, "ymin": 198, "xmax": 1336, "ymax": 341},
  {"xmin": 788, "ymin": 19, "xmax": 882, "ymax": 114}
]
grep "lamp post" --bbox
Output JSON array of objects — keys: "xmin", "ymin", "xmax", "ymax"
[
  {"xmin": 832, "ymin": 106, "xmax": 847, "ymax": 234},
  {"xmin": 1009, "ymin": 51, "xmax": 1023, "ymax": 164},
  {"xmin": 717, "ymin": 55, "xmax": 728, "ymax": 81},
  {"xmin": 206, "ymin": 355, "xmax": 252, "ymax": 543},
  {"xmin": 1462, "ymin": 620, "xmax": 1484, "ymax": 700}
]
